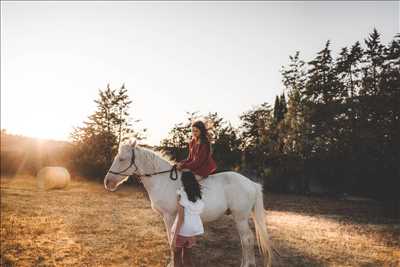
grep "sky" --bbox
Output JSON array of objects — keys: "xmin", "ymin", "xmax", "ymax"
[{"xmin": 1, "ymin": 1, "xmax": 399, "ymax": 145}]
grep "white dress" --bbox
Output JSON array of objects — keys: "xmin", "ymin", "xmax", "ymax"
[{"xmin": 171, "ymin": 187, "xmax": 205, "ymax": 237}]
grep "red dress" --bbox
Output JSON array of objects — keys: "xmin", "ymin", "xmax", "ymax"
[{"xmin": 180, "ymin": 138, "xmax": 217, "ymax": 177}]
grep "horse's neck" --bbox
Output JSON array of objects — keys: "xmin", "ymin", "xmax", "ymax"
[{"xmin": 139, "ymin": 158, "xmax": 179, "ymax": 202}]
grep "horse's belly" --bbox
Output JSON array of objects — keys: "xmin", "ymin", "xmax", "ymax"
[
  {"xmin": 200, "ymin": 184, "xmax": 228, "ymax": 222},
  {"xmin": 200, "ymin": 207, "xmax": 227, "ymax": 222}
]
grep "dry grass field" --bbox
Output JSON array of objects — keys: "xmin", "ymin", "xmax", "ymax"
[{"xmin": 1, "ymin": 175, "xmax": 399, "ymax": 267}]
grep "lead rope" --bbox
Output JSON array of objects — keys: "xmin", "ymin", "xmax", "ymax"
[{"xmin": 141, "ymin": 164, "xmax": 179, "ymax": 181}]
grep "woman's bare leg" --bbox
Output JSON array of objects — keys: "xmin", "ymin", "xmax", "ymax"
[{"xmin": 182, "ymin": 247, "xmax": 194, "ymax": 267}]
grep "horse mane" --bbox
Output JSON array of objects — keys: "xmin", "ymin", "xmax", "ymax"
[
  {"xmin": 119, "ymin": 141, "xmax": 177, "ymax": 173},
  {"xmin": 138, "ymin": 145, "xmax": 177, "ymax": 167}
]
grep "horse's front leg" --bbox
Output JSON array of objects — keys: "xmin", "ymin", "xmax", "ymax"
[{"xmin": 162, "ymin": 213, "xmax": 176, "ymax": 267}]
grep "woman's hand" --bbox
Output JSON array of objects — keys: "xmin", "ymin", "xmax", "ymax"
[{"xmin": 176, "ymin": 162, "xmax": 183, "ymax": 170}]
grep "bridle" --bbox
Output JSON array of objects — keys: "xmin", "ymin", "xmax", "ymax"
[{"xmin": 107, "ymin": 149, "xmax": 178, "ymax": 180}]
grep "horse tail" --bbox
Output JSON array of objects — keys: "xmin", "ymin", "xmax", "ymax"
[{"xmin": 251, "ymin": 183, "xmax": 273, "ymax": 267}]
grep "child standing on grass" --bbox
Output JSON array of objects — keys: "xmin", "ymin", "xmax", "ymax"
[{"xmin": 170, "ymin": 173, "xmax": 204, "ymax": 267}]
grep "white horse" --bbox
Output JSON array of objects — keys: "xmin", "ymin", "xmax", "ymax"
[{"xmin": 104, "ymin": 140, "xmax": 273, "ymax": 267}]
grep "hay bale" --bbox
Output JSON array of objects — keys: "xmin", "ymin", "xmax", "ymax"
[{"xmin": 37, "ymin": 167, "xmax": 70, "ymax": 190}]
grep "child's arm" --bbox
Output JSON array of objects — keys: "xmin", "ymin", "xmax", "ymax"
[{"xmin": 171, "ymin": 196, "xmax": 185, "ymax": 249}]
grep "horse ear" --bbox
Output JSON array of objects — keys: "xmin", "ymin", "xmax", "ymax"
[{"xmin": 130, "ymin": 139, "xmax": 137, "ymax": 147}]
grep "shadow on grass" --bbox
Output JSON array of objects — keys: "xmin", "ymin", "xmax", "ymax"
[{"xmin": 190, "ymin": 217, "xmax": 325, "ymax": 267}]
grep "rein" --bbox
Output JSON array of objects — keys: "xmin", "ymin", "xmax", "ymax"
[
  {"xmin": 107, "ymin": 149, "xmax": 178, "ymax": 180},
  {"xmin": 142, "ymin": 164, "xmax": 178, "ymax": 180}
]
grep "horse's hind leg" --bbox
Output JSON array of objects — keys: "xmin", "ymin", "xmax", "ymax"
[{"xmin": 234, "ymin": 216, "xmax": 256, "ymax": 267}]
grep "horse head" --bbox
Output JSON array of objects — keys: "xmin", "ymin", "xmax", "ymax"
[{"xmin": 104, "ymin": 139, "xmax": 141, "ymax": 191}]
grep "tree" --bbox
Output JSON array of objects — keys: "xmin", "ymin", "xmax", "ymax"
[
  {"xmin": 239, "ymin": 103, "xmax": 275, "ymax": 178},
  {"xmin": 159, "ymin": 111, "xmax": 197, "ymax": 161},
  {"xmin": 273, "ymin": 95, "xmax": 281, "ymax": 122},
  {"xmin": 280, "ymin": 93, "xmax": 288, "ymax": 116},
  {"xmin": 280, "ymin": 51, "xmax": 308, "ymax": 156},
  {"xmin": 336, "ymin": 42, "xmax": 363, "ymax": 98},
  {"xmin": 204, "ymin": 112, "xmax": 242, "ymax": 171},
  {"xmin": 306, "ymin": 40, "xmax": 345, "ymax": 103},
  {"xmin": 70, "ymin": 84, "xmax": 145, "ymax": 178},
  {"xmin": 275, "ymin": 52, "xmax": 311, "ymax": 192},
  {"xmin": 273, "ymin": 94, "xmax": 287, "ymax": 123},
  {"xmin": 361, "ymin": 28, "xmax": 385, "ymax": 96}
]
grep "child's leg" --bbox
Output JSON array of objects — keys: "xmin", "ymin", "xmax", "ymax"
[
  {"xmin": 182, "ymin": 247, "xmax": 194, "ymax": 267},
  {"xmin": 173, "ymin": 247, "xmax": 183, "ymax": 267}
]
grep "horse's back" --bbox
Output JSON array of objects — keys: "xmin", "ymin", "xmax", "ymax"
[
  {"xmin": 200, "ymin": 171, "xmax": 261, "ymax": 220},
  {"xmin": 206, "ymin": 170, "xmax": 260, "ymax": 191}
]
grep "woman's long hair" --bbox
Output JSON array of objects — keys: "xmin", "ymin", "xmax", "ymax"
[
  {"xmin": 192, "ymin": 120, "xmax": 211, "ymax": 147},
  {"xmin": 181, "ymin": 172, "xmax": 202, "ymax": 202}
]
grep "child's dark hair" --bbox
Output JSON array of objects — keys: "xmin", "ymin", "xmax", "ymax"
[{"xmin": 181, "ymin": 172, "xmax": 202, "ymax": 202}]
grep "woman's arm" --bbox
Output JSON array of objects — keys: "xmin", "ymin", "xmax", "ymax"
[
  {"xmin": 181, "ymin": 143, "xmax": 209, "ymax": 170},
  {"xmin": 180, "ymin": 140, "xmax": 194, "ymax": 164}
]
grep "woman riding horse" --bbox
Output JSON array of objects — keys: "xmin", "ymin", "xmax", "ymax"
[{"xmin": 176, "ymin": 120, "xmax": 217, "ymax": 182}]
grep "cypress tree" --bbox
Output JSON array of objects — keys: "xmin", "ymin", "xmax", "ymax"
[{"xmin": 273, "ymin": 95, "xmax": 281, "ymax": 122}]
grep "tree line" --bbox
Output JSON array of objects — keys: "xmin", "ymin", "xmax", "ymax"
[{"xmin": 158, "ymin": 29, "xmax": 399, "ymax": 216}]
